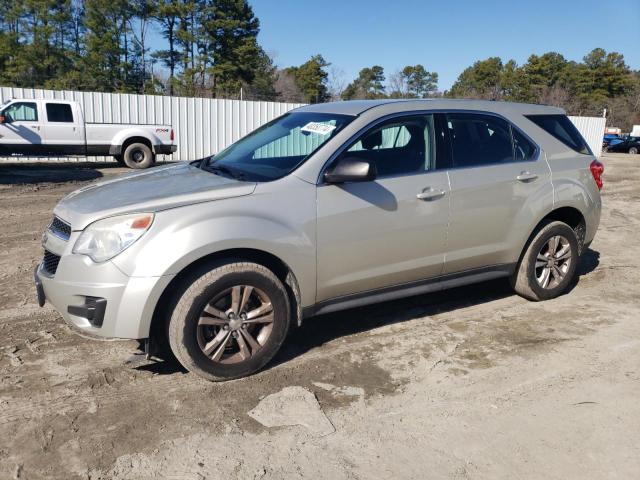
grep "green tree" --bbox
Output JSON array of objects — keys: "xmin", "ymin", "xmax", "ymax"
[
  {"xmin": 153, "ymin": 0, "xmax": 182, "ymax": 95},
  {"xmin": 342, "ymin": 65, "xmax": 385, "ymax": 100},
  {"xmin": 448, "ymin": 57, "xmax": 504, "ymax": 99},
  {"xmin": 389, "ymin": 64, "xmax": 438, "ymax": 98},
  {"xmin": 202, "ymin": 0, "xmax": 264, "ymax": 98},
  {"xmin": 81, "ymin": 0, "xmax": 133, "ymax": 92},
  {"xmin": 0, "ymin": 1, "xmax": 26, "ymax": 86},
  {"xmin": 286, "ymin": 54, "xmax": 330, "ymax": 103}
]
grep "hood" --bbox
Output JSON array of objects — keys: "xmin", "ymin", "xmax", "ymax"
[{"xmin": 54, "ymin": 163, "xmax": 256, "ymax": 230}]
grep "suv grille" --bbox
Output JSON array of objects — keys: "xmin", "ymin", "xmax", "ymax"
[
  {"xmin": 42, "ymin": 250, "xmax": 61, "ymax": 275},
  {"xmin": 49, "ymin": 216, "xmax": 71, "ymax": 241}
]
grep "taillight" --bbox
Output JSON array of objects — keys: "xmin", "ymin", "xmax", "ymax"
[
  {"xmin": 590, "ymin": 159, "xmax": 604, "ymax": 190},
  {"xmin": 170, "ymin": 129, "xmax": 174, "ymax": 142}
]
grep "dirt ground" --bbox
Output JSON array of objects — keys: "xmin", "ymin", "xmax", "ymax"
[{"xmin": 0, "ymin": 153, "xmax": 638, "ymax": 480}]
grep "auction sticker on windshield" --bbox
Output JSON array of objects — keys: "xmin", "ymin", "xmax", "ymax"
[{"xmin": 301, "ymin": 122, "xmax": 336, "ymax": 135}]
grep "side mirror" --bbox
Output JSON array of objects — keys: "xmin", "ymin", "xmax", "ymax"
[
  {"xmin": 324, "ymin": 157, "xmax": 377, "ymax": 184},
  {"xmin": 0, "ymin": 115, "xmax": 5, "ymax": 124}
]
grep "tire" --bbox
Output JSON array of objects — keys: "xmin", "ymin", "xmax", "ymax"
[
  {"xmin": 629, "ymin": 146, "xmax": 638, "ymax": 155},
  {"xmin": 122, "ymin": 142, "xmax": 155, "ymax": 169},
  {"xmin": 511, "ymin": 220, "xmax": 579, "ymax": 301},
  {"xmin": 168, "ymin": 262, "xmax": 291, "ymax": 381},
  {"xmin": 113, "ymin": 154, "xmax": 125, "ymax": 166}
]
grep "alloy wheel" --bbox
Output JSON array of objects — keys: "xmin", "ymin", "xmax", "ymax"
[
  {"xmin": 535, "ymin": 235, "xmax": 572, "ymax": 289},
  {"xmin": 196, "ymin": 285, "xmax": 274, "ymax": 364}
]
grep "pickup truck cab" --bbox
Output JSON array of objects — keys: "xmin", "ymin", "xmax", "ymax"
[{"xmin": 0, "ymin": 98, "xmax": 176, "ymax": 168}]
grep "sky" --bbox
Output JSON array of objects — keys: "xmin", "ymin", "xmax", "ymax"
[{"xmin": 150, "ymin": 0, "xmax": 640, "ymax": 91}]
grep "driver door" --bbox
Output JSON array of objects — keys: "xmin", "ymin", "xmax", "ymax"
[
  {"xmin": 316, "ymin": 114, "xmax": 450, "ymax": 303},
  {"xmin": 0, "ymin": 101, "xmax": 44, "ymax": 155}
]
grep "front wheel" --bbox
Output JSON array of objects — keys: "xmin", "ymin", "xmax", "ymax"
[
  {"xmin": 123, "ymin": 142, "xmax": 155, "ymax": 169},
  {"xmin": 511, "ymin": 221, "xmax": 579, "ymax": 301},
  {"xmin": 168, "ymin": 262, "xmax": 291, "ymax": 381},
  {"xmin": 629, "ymin": 146, "xmax": 638, "ymax": 155}
]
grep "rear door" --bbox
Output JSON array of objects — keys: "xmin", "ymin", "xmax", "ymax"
[
  {"xmin": 316, "ymin": 113, "xmax": 450, "ymax": 302},
  {"xmin": 0, "ymin": 101, "xmax": 44, "ymax": 154},
  {"xmin": 443, "ymin": 112, "xmax": 550, "ymax": 273},
  {"xmin": 42, "ymin": 102, "xmax": 85, "ymax": 154}
]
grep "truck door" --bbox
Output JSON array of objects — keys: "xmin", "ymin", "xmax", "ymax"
[
  {"xmin": 42, "ymin": 102, "xmax": 84, "ymax": 155},
  {"xmin": 0, "ymin": 101, "xmax": 44, "ymax": 155}
]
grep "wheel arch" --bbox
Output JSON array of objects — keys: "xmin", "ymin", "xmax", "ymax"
[
  {"xmin": 517, "ymin": 206, "xmax": 587, "ymax": 270},
  {"xmin": 148, "ymin": 247, "xmax": 303, "ymax": 351},
  {"xmin": 121, "ymin": 135, "xmax": 153, "ymax": 154}
]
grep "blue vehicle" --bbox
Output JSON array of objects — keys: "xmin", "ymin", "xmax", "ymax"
[{"xmin": 603, "ymin": 133, "xmax": 622, "ymax": 148}]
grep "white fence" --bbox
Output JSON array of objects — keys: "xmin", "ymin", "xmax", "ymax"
[
  {"xmin": 568, "ymin": 115, "xmax": 606, "ymax": 158},
  {"xmin": 0, "ymin": 86, "xmax": 605, "ymax": 163},
  {"xmin": 0, "ymin": 86, "xmax": 303, "ymax": 162}
]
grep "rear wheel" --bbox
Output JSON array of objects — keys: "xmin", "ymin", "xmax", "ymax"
[
  {"xmin": 511, "ymin": 221, "xmax": 579, "ymax": 301},
  {"xmin": 168, "ymin": 262, "xmax": 291, "ymax": 381},
  {"xmin": 123, "ymin": 142, "xmax": 155, "ymax": 169},
  {"xmin": 629, "ymin": 146, "xmax": 638, "ymax": 155}
]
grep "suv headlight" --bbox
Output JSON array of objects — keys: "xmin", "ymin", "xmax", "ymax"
[{"xmin": 73, "ymin": 213, "xmax": 154, "ymax": 262}]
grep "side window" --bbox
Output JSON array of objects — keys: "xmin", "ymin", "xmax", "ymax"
[
  {"xmin": 526, "ymin": 114, "xmax": 591, "ymax": 155},
  {"xmin": 46, "ymin": 103, "xmax": 74, "ymax": 123},
  {"xmin": 341, "ymin": 115, "xmax": 436, "ymax": 177},
  {"xmin": 512, "ymin": 128, "xmax": 537, "ymax": 161},
  {"xmin": 3, "ymin": 102, "xmax": 38, "ymax": 122},
  {"xmin": 447, "ymin": 113, "xmax": 513, "ymax": 167}
]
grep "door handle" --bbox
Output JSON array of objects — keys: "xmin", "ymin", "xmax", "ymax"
[
  {"xmin": 417, "ymin": 188, "xmax": 446, "ymax": 201},
  {"xmin": 30, "ymin": 125, "xmax": 40, "ymax": 131},
  {"xmin": 516, "ymin": 171, "xmax": 538, "ymax": 182}
]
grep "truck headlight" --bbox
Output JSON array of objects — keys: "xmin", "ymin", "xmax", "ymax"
[{"xmin": 73, "ymin": 213, "xmax": 154, "ymax": 262}]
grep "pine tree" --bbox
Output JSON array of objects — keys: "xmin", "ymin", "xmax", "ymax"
[
  {"xmin": 201, "ymin": 0, "xmax": 263, "ymax": 98},
  {"xmin": 286, "ymin": 55, "xmax": 330, "ymax": 103}
]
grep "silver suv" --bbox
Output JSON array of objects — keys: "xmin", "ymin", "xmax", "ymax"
[{"xmin": 35, "ymin": 99, "xmax": 603, "ymax": 381}]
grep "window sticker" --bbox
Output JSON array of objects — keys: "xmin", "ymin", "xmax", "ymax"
[{"xmin": 301, "ymin": 122, "xmax": 336, "ymax": 135}]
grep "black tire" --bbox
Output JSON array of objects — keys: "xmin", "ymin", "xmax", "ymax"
[
  {"xmin": 168, "ymin": 262, "xmax": 291, "ymax": 381},
  {"xmin": 113, "ymin": 154, "xmax": 125, "ymax": 166},
  {"xmin": 123, "ymin": 142, "xmax": 155, "ymax": 169},
  {"xmin": 511, "ymin": 220, "xmax": 579, "ymax": 301},
  {"xmin": 629, "ymin": 146, "xmax": 638, "ymax": 155}
]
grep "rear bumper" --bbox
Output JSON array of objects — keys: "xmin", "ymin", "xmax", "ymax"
[
  {"xmin": 35, "ymin": 255, "xmax": 174, "ymax": 339},
  {"xmin": 155, "ymin": 144, "xmax": 177, "ymax": 155}
]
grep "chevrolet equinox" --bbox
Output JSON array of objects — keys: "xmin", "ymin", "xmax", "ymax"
[{"xmin": 35, "ymin": 99, "xmax": 603, "ymax": 381}]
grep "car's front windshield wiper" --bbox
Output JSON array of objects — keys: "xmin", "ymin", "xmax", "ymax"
[{"xmin": 202, "ymin": 163, "xmax": 245, "ymax": 181}]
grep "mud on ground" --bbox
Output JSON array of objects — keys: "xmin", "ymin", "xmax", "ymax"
[{"xmin": 0, "ymin": 154, "xmax": 638, "ymax": 479}]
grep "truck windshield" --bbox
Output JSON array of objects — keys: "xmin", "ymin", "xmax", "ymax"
[{"xmin": 202, "ymin": 112, "xmax": 354, "ymax": 181}]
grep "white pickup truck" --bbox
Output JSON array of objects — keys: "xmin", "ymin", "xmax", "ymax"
[{"xmin": 0, "ymin": 98, "xmax": 176, "ymax": 168}]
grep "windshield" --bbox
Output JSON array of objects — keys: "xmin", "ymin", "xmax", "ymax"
[{"xmin": 202, "ymin": 112, "xmax": 354, "ymax": 181}]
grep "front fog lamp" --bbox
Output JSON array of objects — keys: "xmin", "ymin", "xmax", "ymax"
[{"xmin": 73, "ymin": 213, "xmax": 154, "ymax": 262}]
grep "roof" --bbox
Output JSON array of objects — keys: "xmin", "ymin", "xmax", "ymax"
[{"xmin": 294, "ymin": 98, "xmax": 565, "ymax": 116}]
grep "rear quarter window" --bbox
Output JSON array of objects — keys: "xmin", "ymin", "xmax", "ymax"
[{"xmin": 526, "ymin": 114, "xmax": 591, "ymax": 155}]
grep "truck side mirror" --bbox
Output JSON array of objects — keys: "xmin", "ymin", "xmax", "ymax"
[{"xmin": 0, "ymin": 115, "xmax": 5, "ymax": 124}]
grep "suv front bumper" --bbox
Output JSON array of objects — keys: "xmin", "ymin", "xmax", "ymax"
[{"xmin": 35, "ymin": 253, "xmax": 173, "ymax": 339}]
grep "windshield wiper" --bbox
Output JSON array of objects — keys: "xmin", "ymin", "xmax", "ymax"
[{"xmin": 202, "ymin": 163, "xmax": 245, "ymax": 181}]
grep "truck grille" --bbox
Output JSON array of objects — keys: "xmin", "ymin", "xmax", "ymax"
[
  {"xmin": 49, "ymin": 216, "xmax": 71, "ymax": 241},
  {"xmin": 42, "ymin": 250, "xmax": 61, "ymax": 275}
]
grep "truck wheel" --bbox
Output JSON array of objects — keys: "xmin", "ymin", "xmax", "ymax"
[
  {"xmin": 123, "ymin": 142, "xmax": 155, "ymax": 169},
  {"xmin": 168, "ymin": 262, "xmax": 291, "ymax": 381},
  {"xmin": 511, "ymin": 220, "xmax": 579, "ymax": 301},
  {"xmin": 629, "ymin": 147, "xmax": 638, "ymax": 155}
]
